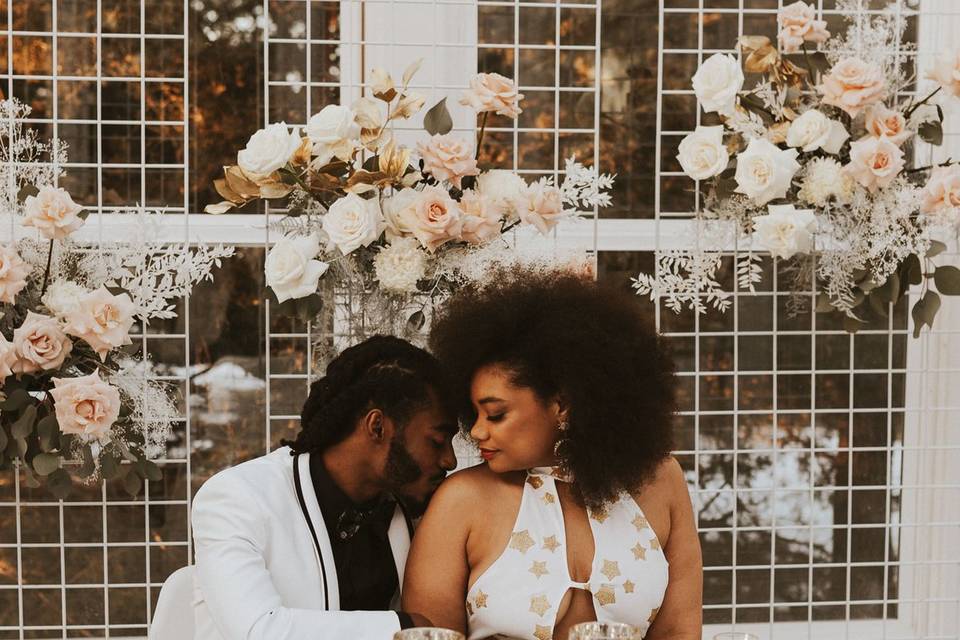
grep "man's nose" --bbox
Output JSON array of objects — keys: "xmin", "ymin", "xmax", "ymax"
[{"xmin": 439, "ymin": 439, "xmax": 457, "ymax": 471}]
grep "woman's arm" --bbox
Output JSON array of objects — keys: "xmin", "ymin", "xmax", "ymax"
[
  {"xmin": 646, "ymin": 458, "xmax": 703, "ymax": 640},
  {"xmin": 402, "ymin": 471, "xmax": 477, "ymax": 634}
]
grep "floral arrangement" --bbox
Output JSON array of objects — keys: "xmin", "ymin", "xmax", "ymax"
[
  {"xmin": 206, "ymin": 61, "xmax": 612, "ymax": 356},
  {"xmin": 634, "ymin": 0, "xmax": 960, "ymax": 336},
  {"xmin": 0, "ymin": 99, "xmax": 234, "ymax": 497}
]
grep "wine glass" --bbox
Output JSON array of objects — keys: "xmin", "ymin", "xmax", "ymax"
[
  {"xmin": 393, "ymin": 628, "xmax": 466, "ymax": 640},
  {"xmin": 567, "ymin": 622, "xmax": 641, "ymax": 640}
]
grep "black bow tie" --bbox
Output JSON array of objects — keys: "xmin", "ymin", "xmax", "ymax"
[{"xmin": 334, "ymin": 499, "xmax": 394, "ymax": 541}]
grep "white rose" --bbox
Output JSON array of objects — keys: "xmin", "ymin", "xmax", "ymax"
[
  {"xmin": 734, "ymin": 138, "xmax": 801, "ymax": 205},
  {"xmin": 323, "ymin": 193, "xmax": 384, "ymax": 255},
  {"xmin": 476, "ymin": 170, "xmax": 527, "ymax": 219},
  {"xmin": 382, "ymin": 188, "xmax": 420, "ymax": 241},
  {"xmin": 677, "ymin": 126, "xmax": 729, "ymax": 180},
  {"xmin": 692, "ymin": 53, "xmax": 745, "ymax": 116},
  {"xmin": 751, "ymin": 204, "xmax": 817, "ymax": 260},
  {"xmin": 786, "ymin": 110, "xmax": 849, "ymax": 154},
  {"xmin": 237, "ymin": 122, "xmax": 302, "ymax": 175},
  {"xmin": 23, "ymin": 186, "xmax": 85, "ymax": 240},
  {"xmin": 42, "ymin": 281, "xmax": 90, "ymax": 319},
  {"xmin": 265, "ymin": 234, "xmax": 329, "ymax": 303},
  {"xmin": 306, "ymin": 105, "xmax": 360, "ymax": 162},
  {"xmin": 373, "ymin": 237, "xmax": 428, "ymax": 294}
]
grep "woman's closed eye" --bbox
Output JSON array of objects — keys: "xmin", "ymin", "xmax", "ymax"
[{"xmin": 486, "ymin": 413, "xmax": 505, "ymax": 423}]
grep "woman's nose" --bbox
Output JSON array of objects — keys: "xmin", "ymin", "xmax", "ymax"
[{"xmin": 469, "ymin": 419, "xmax": 488, "ymax": 443}]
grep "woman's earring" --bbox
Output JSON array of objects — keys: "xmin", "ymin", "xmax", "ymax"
[{"xmin": 553, "ymin": 419, "xmax": 570, "ymax": 457}]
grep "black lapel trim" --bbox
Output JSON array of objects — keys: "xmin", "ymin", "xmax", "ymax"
[{"xmin": 293, "ymin": 453, "xmax": 330, "ymax": 610}]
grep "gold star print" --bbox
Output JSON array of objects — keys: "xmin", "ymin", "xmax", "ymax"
[
  {"xmin": 647, "ymin": 607, "xmax": 660, "ymax": 623},
  {"xmin": 534, "ymin": 625, "xmax": 552, "ymax": 640},
  {"xmin": 594, "ymin": 584, "xmax": 617, "ymax": 606},
  {"xmin": 600, "ymin": 559, "xmax": 621, "ymax": 581},
  {"xmin": 632, "ymin": 514, "xmax": 650, "ymax": 531},
  {"xmin": 527, "ymin": 475, "xmax": 544, "ymax": 489},
  {"xmin": 465, "ymin": 600, "xmax": 474, "ymax": 616},
  {"xmin": 529, "ymin": 560, "xmax": 550, "ymax": 579},
  {"xmin": 542, "ymin": 492, "xmax": 556, "ymax": 505},
  {"xmin": 542, "ymin": 535, "xmax": 561, "ymax": 553},
  {"xmin": 589, "ymin": 505, "xmax": 609, "ymax": 523},
  {"xmin": 529, "ymin": 594, "xmax": 551, "ymax": 617},
  {"xmin": 649, "ymin": 536, "xmax": 661, "ymax": 550},
  {"xmin": 509, "ymin": 530, "xmax": 536, "ymax": 554},
  {"xmin": 475, "ymin": 590, "xmax": 489, "ymax": 609},
  {"xmin": 623, "ymin": 580, "xmax": 635, "ymax": 594},
  {"xmin": 631, "ymin": 542, "xmax": 647, "ymax": 561}
]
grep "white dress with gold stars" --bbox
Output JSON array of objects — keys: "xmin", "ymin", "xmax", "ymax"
[{"xmin": 465, "ymin": 467, "xmax": 668, "ymax": 640}]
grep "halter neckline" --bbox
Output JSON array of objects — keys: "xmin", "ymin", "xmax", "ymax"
[{"xmin": 528, "ymin": 466, "xmax": 574, "ymax": 483}]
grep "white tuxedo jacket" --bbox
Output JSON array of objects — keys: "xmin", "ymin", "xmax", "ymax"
[{"xmin": 191, "ymin": 447, "xmax": 411, "ymax": 640}]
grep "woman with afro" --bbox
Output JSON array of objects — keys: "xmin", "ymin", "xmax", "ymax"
[{"xmin": 402, "ymin": 268, "xmax": 702, "ymax": 640}]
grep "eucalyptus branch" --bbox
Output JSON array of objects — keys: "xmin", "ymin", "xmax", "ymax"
[
  {"xmin": 905, "ymin": 158, "xmax": 955, "ymax": 175},
  {"xmin": 904, "ymin": 86, "xmax": 942, "ymax": 119}
]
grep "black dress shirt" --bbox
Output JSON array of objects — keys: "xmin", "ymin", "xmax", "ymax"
[{"xmin": 309, "ymin": 454, "xmax": 409, "ymax": 621}]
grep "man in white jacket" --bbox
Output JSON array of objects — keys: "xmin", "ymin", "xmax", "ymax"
[{"xmin": 192, "ymin": 336, "xmax": 459, "ymax": 640}]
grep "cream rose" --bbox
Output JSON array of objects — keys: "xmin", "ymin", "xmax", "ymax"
[
  {"xmin": 777, "ymin": 1, "xmax": 830, "ymax": 54},
  {"xmin": 305, "ymin": 105, "xmax": 359, "ymax": 163},
  {"xmin": 0, "ymin": 244, "xmax": 30, "ymax": 304},
  {"xmin": 927, "ymin": 49, "xmax": 960, "ymax": 98},
  {"xmin": 677, "ymin": 126, "xmax": 729, "ymax": 180},
  {"xmin": 42, "ymin": 281, "xmax": 89, "ymax": 319},
  {"xmin": 460, "ymin": 73, "xmax": 524, "ymax": 119},
  {"xmin": 11, "ymin": 312, "xmax": 73, "ymax": 375},
  {"xmin": 382, "ymin": 188, "xmax": 419, "ymax": 241},
  {"xmin": 373, "ymin": 237, "xmax": 428, "ymax": 294},
  {"xmin": 844, "ymin": 135, "xmax": 904, "ymax": 192},
  {"xmin": 62, "ymin": 287, "xmax": 136, "ymax": 362},
  {"xmin": 751, "ymin": 204, "xmax": 817, "ymax": 260},
  {"xmin": 417, "ymin": 134, "xmax": 480, "ymax": 189},
  {"xmin": 401, "ymin": 186, "xmax": 463, "ymax": 252},
  {"xmin": 920, "ymin": 166, "xmax": 960, "ymax": 215},
  {"xmin": 458, "ymin": 189, "xmax": 502, "ymax": 245},
  {"xmin": 692, "ymin": 53, "xmax": 744, "ymax": 116},
  {"xmin": 265, "ymin": 233, "xmax": 328, "ymax": 303},
  {"xmin": 786, "ymin": 109, "xmax": 849, "ymax": 154},
  {"xmin": 0, "ymin": 334, "xmax": 15, "ymax": 383},
  {"xmin": 477, "ymin": 170, "xmax": 527, "ymax": 220},
  {"xmin": 237, "ymin": 122, "xmax": 302, "ymax": 176},
  {"xmin": 49, "ymin": 370, "xmax": 121, "ymax": 444},
  {"xmin": 323, "ymin": 193, "xmax": 384, "ymax": 255},
  {"xmin": 820, "ymin": 57, "xmax": 886, "ymax": 118},
  {"xmin": 864, "ymin": 105, "xmax": 911, "ymax": 146},
  {"xmin": 516, "ymin": 180, "xmax": 566, "ymax": 236},
  {"xmin": 22, "ymin": 185, "xmax": 85, "ymax": 240},
  {"xmin": 734, "ymin": 138, "xmax": 801, "ymax": 205}
]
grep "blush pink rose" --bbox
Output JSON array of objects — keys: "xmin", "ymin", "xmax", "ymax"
[
  {"xmin": 0, "ymin": 334, "xmax": 15, "ymax": 383},
  {"xmin": 49, "ymin": 370, "xmax": 121, "ymax": 444},
  {"xmin": 864, "ymin": 105, "xmax": 911, "ymax": 146},
  {"xmin": 400, "ymin": 186, "xmax": 463, "ymax": 252},
  {"xmin": 516, "ymin": 180, "xmax": 566, "ymax": 235},
  {"xmin": 778, "ymin": 1, "xmax": 830, "ymax": 54},
  {"xmin": 22, "ymin": 185, "xmax": 85, "ymax": 240},
  {"xmin": 417, "ymin": 134, "xmax": 480, "ymax": 189},
  {"xmin": 11, "ymin": 312, "xmax": 73, "ymax": 375},
  {"xmin": 820, "ymin": 57, "xmax": 886, "ymax": 117},
  {"xmin": 843, "ymin": 136, "xmax": 904, "ymax": 192},
  {"xmin": 458, "ymin": 189, "xmax": 501, "ymax": 245},
  {"xmin": 920, "ymin": 166, "xmax": 960, "ymax": 215},
  {"xmin": 63, "ymin": 287, "xmax": 137, "ymax": 362},
  {"xmin": 459, "ymin": 73, "xmax": 524, "ymax": 119},
  {"xmin": 927, "ymin": 49, "xmax": 960, "ymax": 98},
  {"xmin": 0, "ymin": 244, "xmax": 30, "ymax": 304}
]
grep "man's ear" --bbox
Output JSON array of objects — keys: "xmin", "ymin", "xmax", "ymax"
[{"xmin": 361, "ymin": 409, "xmax": 386, "ymax": 442}]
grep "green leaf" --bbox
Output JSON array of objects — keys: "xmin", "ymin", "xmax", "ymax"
[
  {"xmin": 31, "ymin": 452, "xmax": 61, "ymax": 476},
  {"xmin": 46, "ymin": 468, "xmax": 73, "ymax": 499},
  {"xmin": 141, "ymin": 459, "xmax": 162, "ymax": 483},
  {"xmin": 843, "ymin": 314, "xmax": 864, "ymax": 334},
  {"xmin": 11, "ymin": 404, "xmax": 37, "ymax": 439},
  {"xmin": 874, "ymin": 273, "xmax": 900, "ymax": 305},
  {"xmin": 407, "ymin": 310, "xmax": 426, "ymax": 331},
  {"xmin": 423, "ymin": 98, "xmax": 453, "ymax": 136},
  {"xmin": 869, "ymin": 292, "xmax": 889, "ymax": 318},
  {"xmin": 14, "ymin": 437, "xmax": 27, "ymax": 458},
  {"xmin": 101, "ymin": 452, "xmax": 121, "ymax": 480},
  {"xmin": 36, "ymin": 415, "xmax": 59, "ymax": 452},
  {"xmin": 808, "ymin": 51, "xmax": 830, "ymax": 74},
  {"xmin": 122, "ymin": 469, "xmax": 143, "ymax": 497},
  {"xmin": 814, "ymin": 293, "xmax": 835, "ymax": 313},
  {"xmin": 77, "ymin": 209, "xmax": 90, "ymax": 221},
  {"xmin": 1, "ymin": 389, "xmax": 32, "ymax": 412},
  {"xmin": 0, "ymin": 426, "xmax": 6, "ymax": 453},
  {"xmin": 902, "ymin": 254, "xmax": 923, "ymax": 287},
  {"xmin": 16, "ymin": 184, "xmax": 39, "ymax": 203},
  {"xmin": 927, "ymin": 240, "xmax": 947, "ymax": 258},
  {"xmin": 21, "ymin": 463, "xmax": 41, "ymax": 488},
  {"xmin": 918, "ymin": 120, "xmax": 944, "ymax": 146},
  {"xmin": 933, "ymin": 265, "xmax": 960, "ymax": 295},
  {"xmin": 78, "ymin": 445, "xmax": 95, "ymax": 477},
  {"xmin": 912, "ymin": 291, "xmax": 942, "ymax": 338}
]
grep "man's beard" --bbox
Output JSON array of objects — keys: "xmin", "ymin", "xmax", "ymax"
[{"xmin": 383, "ymin": 434, "xmax": 441, "ymax": 518}]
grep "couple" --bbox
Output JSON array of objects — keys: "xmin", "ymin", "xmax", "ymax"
[{"xmin": 190, "ymin": 270, "xmax": 703, "ymax": 640}]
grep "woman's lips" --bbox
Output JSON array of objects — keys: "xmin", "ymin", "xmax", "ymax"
[{"xmin": 479, "ymin": 448, "xmax": 498, "ymax": 461}]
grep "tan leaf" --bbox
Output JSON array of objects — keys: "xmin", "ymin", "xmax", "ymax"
[
  {"xmin": 401, "ymin": 170, "xmax": 422, "ymax": 187},
  {"xmin": 290, "ymin": 135, "xmax": 312, "ymax": 168},
  {"xmin": 214, "ymin": 178, "xmax": 244, "ymax": 204},
  {"xmin": 345, "ymin": 181, "xmax": 378, "ymax": 195},
  {"xmin": 347, "ymin": 170, "xmax": 388, "ymax": 189},
  {"xmin": 259, "ymin": 181, "xmax": 294, "ymax": 199},
  {"xmin": 378, "ymin": 141, "xmax": 411, "ymax": 181},
  {"xmin": 204, "ymin": 201, "xmax": 236, "ymax": 214},
  {"xmin": 393, "ymin": 93, "xmax": 426, "ymax": 119},
  {"xmin": 360, "ymin": 127, "xmax": 392, "ymax": 152},
  {"xmin": 224, "ymin": 166, "xmax": 261, "ymax": 199},
  {"xmin": 402, "ymin": 58, "xmax": 424, "ymax": 87},
  {"xmin": 767, "ymin": 121, "xmax": 791, "ymax": 144},
  {"xmin": 739, "ymin": 35, "xmax": 778, "ymax": 74},
  {"xmin": 353, "ymin": 97, "xmax": 384, "ymax": 129},
  {"xmin": 309, "ymin": 172, "xmax": 344, "ymax": 191},
  {"xmin": 371, "ymin": 67, "xmax": 397, "ymax": 102}
]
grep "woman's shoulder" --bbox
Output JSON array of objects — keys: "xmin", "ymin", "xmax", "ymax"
[
  {"xmin": 633, "ymin": 456, "xmax": 689, "ymax": 502},
  {"xmin": 427, "ymin": 464, "xmax": 521, "ymax": 511}
]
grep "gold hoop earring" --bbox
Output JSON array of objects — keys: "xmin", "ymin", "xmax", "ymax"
[{"xmin": 553, "ymin": 419, "xmax": 570, "ymax": 457}]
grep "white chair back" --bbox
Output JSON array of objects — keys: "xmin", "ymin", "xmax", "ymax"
[{"xmin": 150, "ymin": 565, "xmax": 195, "ymax": 640}]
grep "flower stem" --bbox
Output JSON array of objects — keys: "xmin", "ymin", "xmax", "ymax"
[
  {"xmin": 800, "ymin": 44, "xmax": 817, "ymax": 82},
  {"xmin": 906, "ymin": 158, "xmax": 955, "ymax": 175},
  {"xmin": 904, "ymin": 86, "xmax": 942, "ymax": 119},
  {"xmin": 475, "ymin": 111, "xmax": 490, "ymax": 161},
  {"xmin": 40, "ymin": 239, "xmax": 54, "ymax": 298}
]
